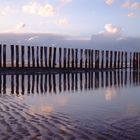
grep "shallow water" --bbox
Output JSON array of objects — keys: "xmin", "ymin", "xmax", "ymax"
[{"xmin": 0, "ymin": 70, "xmax": 140, "ymax": 140}]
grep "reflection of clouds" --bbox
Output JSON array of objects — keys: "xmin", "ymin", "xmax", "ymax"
[
  {"xmin": 28, "ymin": 105, "xmax": 54, "ymax": 115},
  {"xmin": 57, "ymin": 96, "xmax": 69, "ymax": 107},
  {"xmin": 105, "ymin": 88, "xmax": 117, "ymax": 101},
  {"xmin": 127, "ymin": 104, "xmax": 138, "ymax": 117}
]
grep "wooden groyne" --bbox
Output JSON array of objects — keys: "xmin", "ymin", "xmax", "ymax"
[{"xmin": 0, "ymin": 44, "xmax": 139, "ymax": 70}]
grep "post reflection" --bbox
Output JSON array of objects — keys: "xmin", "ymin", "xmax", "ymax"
[{"xmin": 0, "ymin": 70, "xmax": 140, "ymax": 95}]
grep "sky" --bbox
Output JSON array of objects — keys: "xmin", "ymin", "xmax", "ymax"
[{"xmin": 0, "ymin": 0, "xmax": 140, "ymax": 38}]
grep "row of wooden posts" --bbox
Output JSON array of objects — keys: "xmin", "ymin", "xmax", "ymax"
[{"xmin": 0, "ymin": 44, "xmax": 140, "ymax": 69}]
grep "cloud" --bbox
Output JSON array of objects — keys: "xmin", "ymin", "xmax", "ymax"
[
  {"xmin": 0, "ymin": 6, "xmax": 16, "ymax": 17},
  {"xmin": 54, "ymin": 18, "xmax": 69, "ymax": 26},
  {"xmin": 122, "ymin": 1, "xmax": 140, "ymax": 10},
  {"xmin": 127, "ymin": 12, "xmax": 135, "ymax": 17},
  {"xmin": 105, "ymin": 0, "xmax": 115, "ymax": 6},
  {"xmin": 104, "ymin": 24, "xmax": 122, "ymax": 35},
  {"xmin": 59, "ymin": 0, "xmax": 72, "ymax": 4},
  {"xmin": 22, "ymin": 2, "xmax": 54, "ymax": 17},
  {"xmin": 131, "ymin": 2, "xmax": 140, "ymax": 10},
  {"xmin": 122, "ymin": 1, "xmax": 131, "ymax": 8}
]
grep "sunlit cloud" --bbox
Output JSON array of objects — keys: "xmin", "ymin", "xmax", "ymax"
[
  {"xmin": 54, "ymin": 18, "xmax": 69, "ymax": 26},
  {"xmin": 104, "ymin": 24, "xmax": 122, "ymax": 35},
  {"xmin": 122, "ymin": 1, "xmax": 140, "ymax": 10},
  {"xmin": 60, "ymin": 0, "xmax": 72, "ymax": 4},
  {"xmin": 105, "ymin": 0, "xmax": 115, "ymax": 6},
  {"xmin": 122, "ymin": 1, "xmax": 131, "ymax": 8},
  {"xmin": 127, "ymin": 12, "xmax": 135, "ymax": 17},
  {"xmin": 22, "ymin": 2, "xmax": 54, "ymax": 17}
]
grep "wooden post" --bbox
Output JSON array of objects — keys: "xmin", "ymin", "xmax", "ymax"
[
  {"xmin": 75, "ymin": 49, "xmax": 78, "ymax": 68},
  {"xmin": 118, "ymin": 51, "xmax": 120, "ymax": 69},
  {"xmin": 59, "ymin": 48, "xmax": 62, "ymax": 68},
  {"xmin": 40, "ymin": 47, "xmax": 43, "ymax": 67},
  {"xmin": 139, "ymin": 53, "xmax": 140, "ymax": 69},
  {"xmin": 101, "ymin": 50, "xmax": 104, "ymax": 69},
  {"xmin": 110, "ymin": 51, "xmax": 113, "ymax": 69},
  {"xmin": 80, "ymin": 49, "xmax": 83, "ymax": 68},
  {"xmin": 72, "ymin": 49, "xmax": 74, "ymax": 68},
  {"xmin": 85, "ymin": 49, "xmax": 88, "ymax": 69},
  {"xmin": 88, "ymin": 49, "xmax": 91, "ymax": 69},
  {"xmin": 36, "ymin": 46, "xmax": 39, "ymax": 67},
  {"xmin": 133, "ymin": 52, "xmax": 135, "ymax": 69},
  {"xmin": 67, "ymin": 48, "xmax": 70, "ymax": 68},
  {"xmin": 121, "ymin": 51, "xmax": 124, "ymax": 69},
  {"xmin": 106, "ymin": 51, "xmax": 109, "ymax": 69},
  {"xmin": 136, "ymin": 52, "xmax": 139, "ymax": 69},
  {"xmin": 49, "ymin": 47, "xmax": 52, "ymax": 68},
  {"xmin": 28, "ymin": 46, "xmax": 30, "ymax": 67},
  {"xmin": 95, "ymin": 50, "xmax": 99, "ymax": 69},
  {"xmin": 125, "ymin": 52, "xmax": 127, "ymax": 69},
  {"xmin": 130, "ymin": 52, "xmax": 132, "ymax": 69},
  {"xmin": 3, "ymin": 44, "xmax": 6, "ymax": 68},
  {"xmin": 44, "ymin": 47, "xmax": 47, "ymax": 67},
  {"xmin": 53, "ymin": 47, "xmax": 56, "ymax": 68},
  {"xmin": 32, "ymin": 46, "xmax": 35, "ymax": 67},
  {"xmin": 114, "ymin": 51, "xmax": 117, "ymax": 69},
  {"xmin": 63, "ymin": 48, "xmax": 67, "ymax": 68},
  {"xmin": 15, "ymin": 45, "xmax": 19, "ymax": 67},
  {"xmin": 21, "ymin": 45, "xmax": 24, "ymax": 67},
  {"xmin": 11, "ymin": 45, "xmax": 14, "ymax": 67},
  {"xmin": 91, "ymin": 50, "xmax": 93, "ymax": 69},
  {"xmin": 0, "ymin": 45, "xmax": 1, "ymax": 68}
]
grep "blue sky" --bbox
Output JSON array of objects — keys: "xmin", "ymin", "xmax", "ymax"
[{"xmin": 0, "ymin": 0, "xmax": 140, "ymax": 38}]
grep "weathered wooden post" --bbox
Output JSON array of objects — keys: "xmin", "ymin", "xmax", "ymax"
[
  {"xmin": 80, "ymin": 49, "xmax": 83, "ymax": 68},
  {"xmin": 72, "ymin": 49, "xmax": 74, "ymax": 68},
  {"xmin": 75, "ymin": 49, "xmax": 78, "ymax": 68},
  {"xmin": 11, "ymin": 45, "xmax": 14, "ymax": 67},
  {"xmin": 63, "ymin": 48, "xmax": 67, "ymax": 68},
  {"xmin": 49, "ymin": 47, "xmax": 52, "ymax": 68},
  {"xmin": 110, "ymin": 51, "xmax": 113, "ymax": 69},
  {"xmin": 67, "ymin": 48, "xmax": 70, "ymax": 68},
  {"xmin": 40, "ymin": 47, "xmax": 43, "ymax": 67},
  {"xmin": 88, "ymin": 49, "xmax": 91, "ymax": 69},
  {"xmin": 59, "ymin": 48, "xmax": 62, "ymax": 68},
  {"xmin": 101, "ymin": 50, "xmax": 104, "ymax": 69},
  {"xmin": 32, "ymin": 46, "xmax": 35, "ymax": 67},
  {"xmin": 21, "ymin": 45, "xmax": 24, "ymax": 67},
  {"xmin": 3, "ymin": 75, "xmax": 6, "ymax": 94},
  {"xmin": 106, "ymin": 51, "xmax": 109, "ymax": 69},
  {"xmin": 44, "ymin": 47, "xmax": 47, "ymax": 67},
  {"xmin": 53, "ymin": 47, "xmax": 56, "ymax": 68},
  {"xmin": 21, "ymin": 75, "xmax": 25, "ymax": 95},
  {"xmin": 15, "ymin": 45, "xmax": 19, "ymax": 67},
  {"xmin": 11, "ymin": 75, "xmax": 14, "ymax": 94},
  {"xmin": 121, "ymin": 52, "xmax": 124, "ymax": 69},
  {"xmin": 91, "ymin": 50, "xmax": 94, "ymax": 69},
  {"xmin": 85, "ymin": 49, "xmax": 88, "ymax": 69},
  {"xmin": 28, "ymin": 46, "xmax": 30, "ymax": 67},
  {"xmin": 139, "ymin": 53, "xmax": 140, "ymax": 69},
  {"xmin": 3, "ymin": 44, "xmax": 6, "ymax": 68},
  {"xmin": 114, "ymin": 51, "xmax": 117, "ymax": 69},
  {"xmin": 36, "ymin": 46, "xmax": 39, "ymax": 67},
  {"xmin": 125, "ymin": 52, "xmax": 127, "ymax": 69},
  {"xmin": 130, "ymin": 52, "xmax": 132, "ymax": 69},
  {"xmin": 118, "ymin": 51, "xmax": 120, "ymax": 69},
  {"xmin": 95, "ymin": 50, "xmax": 99, "ymax": 69},
  {"xmin": 0, "ymin": 45, "xmax": 1, "ymax": 68},
  {"xmin": 136, "ymin": 52, "xmax": 139, "ymax": 69},
  {"xmin": 133, "ymin": 52, "xmax": 136, "ymax": 69}
]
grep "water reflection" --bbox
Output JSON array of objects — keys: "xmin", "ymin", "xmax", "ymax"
[{"xmin": 0, "ymin": 70, "xmax": 140, "ymax": 95}]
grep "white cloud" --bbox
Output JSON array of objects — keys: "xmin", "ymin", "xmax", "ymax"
[
  {"xmin": 22, "ymin": 2, "xmax": 54, "ymax": 17},
  {"xmin": 105, "ymin": 0, "xmax": 115, "ymax": 6},
  {"xmin": 122, "ymin": 1, "xmax": 131, "ymax": 8},
  {"xmin": 127, "ymin": 12, "xmax": 135, "ymax": 17},
  {"xmin": 54, "ymin": 18, "xmax": 69, "ymax": 26},
  {"xmin": 104, "ymin": 24, "xmax": 122, "ymax": 35},
  {"xmin": 131, "ymin": 2, "xmax": 140, "ymax": 10},
  {"xmin": 122, "ymin": 1, "xmax": 140, "ymax": 10},
  {"xmin": 60, "ymin": 0, "xmax": 72, "ymax": 4},
  {"xmin": 0, "ymin": 6, "xmax": 16, "ymax": 17}
]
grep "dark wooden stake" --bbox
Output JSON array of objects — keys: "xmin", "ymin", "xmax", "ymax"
[
  {"xmin": 68, "ymin": 48, "xmax": 70, "ymax": 68},
  {"xmin": 36, "ymin": 47, "xmax": 39, "ymax": 67},
  {"xmin": 63, "ymin": 48, "xmax": 67, "ymax": 68},
  {"xmin": 85, "ymin": 49, "xmax": 88, "ymax": 69},
  {"xmin": 72, "ymin": 49, "xmax": 74, "ymax": 68},
  {"xmin": 21, "ymin": 45, "xmax": 24, "ymax": 67},
  {"xmin": 75, "ymin": 49, "xmax": 78, "ymax": 68},
  {"xmin": 28, "ymin": 46, "xmax": 30, "ymax": 67},
  {"xmin": 59, "ymin": 48, "xmax": 62, "ymax": 68},
  {"xmin": 118, "ymin": 51, "xmax": 120, "ymax": 69},
  {"xmin": 53, "ymin": 47, "xmax": 56, "ymax": 68},
  {"xmin": 125, "ymin": 52, "xmax": 127, "ymax": 69},
  {"xmin": 0, "ymin": 45, "xmax": 1, "ymax": 67},
  {"xmin": 11, "ymin": 45, "xmax": 14, "ymax": 67},
  {"xmin": 32, "ymin": 46, "xmax": 35, "ymax": 67},
  {"xmin": 114, "ymin": 51, "xmax": 117, "ymax": 69},
  {"xmin": 121, "ymin": 52, "xmax": 124, "ymax": 69},
  {"xmin": 44, "ymin": 47, "xmax": 47, "ymax": 68},
  {"xmin": 110, "ymin": 51, "xmax": 113, "ymax": 69},
  {"xmin": 15, "ymin": 45, "xmax": 19, "ymax": 68},
  {"xmin": 3, "ymin": 45, "xmax": 6, "ymax": 68},
  {"xmin": 106, "ymin": 51, "xmax": 109, "ymax": 69},
  {"xmin": 49, "ymin": 47, "xmax": 52, "ymax": 68},
  {"xmin": 40, "ymin": 47, "xmax": 43, "ymax": 67}
]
